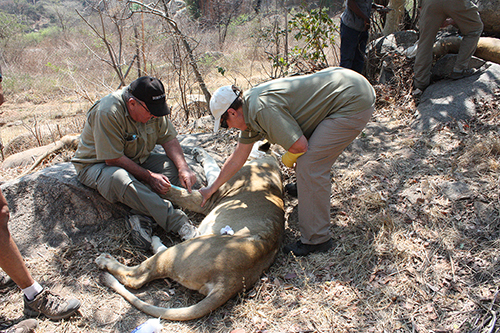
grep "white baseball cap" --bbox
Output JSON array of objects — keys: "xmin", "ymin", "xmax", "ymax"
[{"xmin": 209, "ymin": 85, "xmax": 239, "ymax": 133}]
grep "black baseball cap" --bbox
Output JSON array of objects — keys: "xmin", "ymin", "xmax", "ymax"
[{"xmin": 129, "ymin": 76, "xmax": 170, "ymax": 117}]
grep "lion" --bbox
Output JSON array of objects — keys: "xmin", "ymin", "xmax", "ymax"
[{"xmin": 95, "ymin": 145, "xmax": 285, "ymax": 321}]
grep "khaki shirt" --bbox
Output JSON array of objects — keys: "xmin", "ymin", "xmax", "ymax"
[
  {"xmin": 239, "ymin": 67, "xmax": 376, "ymax": 150},
  {"xmin": 72, "ymin": 88, "xmax": 177, "ymax": 172}
]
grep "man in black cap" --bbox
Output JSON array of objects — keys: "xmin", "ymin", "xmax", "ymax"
[{"xmin": 72, "ymin": 76, "xmax": 199, "ymax": 250}]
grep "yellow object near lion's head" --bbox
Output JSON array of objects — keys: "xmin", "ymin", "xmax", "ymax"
[{"xmin": 281, "ymin": 151, "xmax": 305, "ymax": 168}]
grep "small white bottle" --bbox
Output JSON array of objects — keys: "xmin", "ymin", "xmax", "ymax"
[{"xmin": 131, "ymin": 318, "xmax": 163, "ymax": 333}]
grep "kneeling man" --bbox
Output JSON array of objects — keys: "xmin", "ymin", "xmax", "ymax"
[{"xmin": 72, "ymin": 77, "xmax": 198, "ymax": 250}]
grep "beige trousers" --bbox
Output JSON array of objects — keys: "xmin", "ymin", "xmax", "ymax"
[
  {"xmin": 295, "ymin": 107, "xmax": 374, "ymax": 245},
  {"xmin": 413, "ymin": 0, "xmax": 483, "ymax": 90},
  {"xmin": 77, "ymin": 153, "xmax": 189, "ymax": 233}
]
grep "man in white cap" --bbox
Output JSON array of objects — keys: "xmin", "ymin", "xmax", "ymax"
[
  {"xmin": 201, "ymin": 67, "xmax": 376, "ymax": 256},
  {"xmin": 72, "ymin": 76, "xmax": 198, "ymax": 251}
]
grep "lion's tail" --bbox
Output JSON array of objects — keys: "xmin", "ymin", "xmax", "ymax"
[{"xmin": 102, "ymin": 272, "xmax": 229, "ymax": 321}]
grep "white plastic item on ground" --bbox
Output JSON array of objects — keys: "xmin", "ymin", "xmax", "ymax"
[
  {"xmin": 404, "ymin": 41, "xmax": 419, "ymax": 58},
  {"xmin": 131, "ymin": 318, "xmax": 163, "ymax": 333}
]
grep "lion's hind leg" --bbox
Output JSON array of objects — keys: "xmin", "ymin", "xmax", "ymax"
[{"xmin": 95, "ymin": 252, "xmax": 167, "ymax": 289}]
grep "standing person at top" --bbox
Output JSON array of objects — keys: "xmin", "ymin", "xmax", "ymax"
[
  {"xmin": 413, "ymin": 0, "xmax": 483, "ymax": 95},
  {"xmin": 340, "ymin": 0, "xmax": 389, "ymax": 74},
  {"xmin": 71, "ymin": 76, "xmax": 199, "ymax": 251},
  {"xmin": 201, "ymin": 67, "xmax": 376, "ymax": 256}
]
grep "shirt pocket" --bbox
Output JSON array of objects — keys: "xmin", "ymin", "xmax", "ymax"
[{"xmin": 124, "ymin": 132, "xmax": 140, "ymax": 158}]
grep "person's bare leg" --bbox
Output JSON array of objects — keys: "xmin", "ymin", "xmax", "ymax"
[{"xmin": 0, "ymin": 190, "xmax": 34, "ymax": 289}]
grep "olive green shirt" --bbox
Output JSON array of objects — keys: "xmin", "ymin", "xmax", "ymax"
[
  {"xmin": 71, "ymin": 88, "xmax": 177, "ymax": 173},
  {"xmin": 239, "ymin": 67, "xmax": 376, "ymax": 150}
]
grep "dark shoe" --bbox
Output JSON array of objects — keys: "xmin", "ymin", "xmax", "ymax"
[
  {"xmin": 4, "ymin": 319, "xmax": 38, "ymax": 333},
  {"xmin": 24, "ymin": 289, "xmax": 81, "ymax": 320},
  {"xmin": 448, "ymin": 68, "xmax": 479, "ymax": 80},
  {"xmin": 284, "ymin": 182, "xmax": 298, "ymax": 197},
  {"xmin": 125, "ymin": 215, "xmax": 154, "ymax": 250},
  {"xmin": 283, "ymin": 239, "xmax": 333, "ymax": 256}
]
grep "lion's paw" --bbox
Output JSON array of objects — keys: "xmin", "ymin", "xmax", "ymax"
[
  {"xmin": 152, "ymin": 236, "xmax": 168, "ymax": 254},
  {"xmin": 95, "ymin": 253, "xmax": 114, "ymax": 269}
]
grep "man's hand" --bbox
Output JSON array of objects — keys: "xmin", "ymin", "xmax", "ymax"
[
  {"xmin": 148, "ymin": 172, "xmax": 171, "ymax": 195},
  {"xmin": 178, "ymin": 167, "xmax": 197, "ymax": 193},
  {"xmin": 199, "ymin": 186, "xmax": 214, "ymax": 208}
]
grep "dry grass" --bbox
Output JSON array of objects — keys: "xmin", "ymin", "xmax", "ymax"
[{"xmin": 1, "ymin": 13, "xmax": 500, "ymax": 333}]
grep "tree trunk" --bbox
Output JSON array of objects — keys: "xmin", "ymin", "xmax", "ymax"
[{"xmin": 383, "ymin": 0, "xmax": 405, "ymax": 36}]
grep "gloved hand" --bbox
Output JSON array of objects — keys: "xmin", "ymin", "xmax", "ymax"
[{"xmin": 281, "ymin": 151, "xmax": 305, "ymax": 168}]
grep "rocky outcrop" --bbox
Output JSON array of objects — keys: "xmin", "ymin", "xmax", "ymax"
[
  {"xmin": 413, "ymin": 60, "xmax": 500, "ymax": 131},
  {"xmin": 478, "ymin": 0, "xmax": 500, "ymax": 37}
]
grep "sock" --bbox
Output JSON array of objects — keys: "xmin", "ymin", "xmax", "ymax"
[{"xmin": 22, "ymin": 282, "xmax": 44, "ymax": 301}]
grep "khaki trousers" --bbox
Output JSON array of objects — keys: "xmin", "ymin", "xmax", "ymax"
[
  {"xmin": 414, "ymin": 0, "xmax": 483, "ymax": 89},
  {"xmin": 295, "ymin": 107, "xmax": 373, "ymax": 245},
  {"xmin": 77, "ymin": 153, "xmax": 189, "ymax": 233}
]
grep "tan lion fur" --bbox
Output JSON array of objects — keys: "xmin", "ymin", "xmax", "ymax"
[{"xmin": 96, "ymin": 151, "xmax": 285, "ymax": 321}]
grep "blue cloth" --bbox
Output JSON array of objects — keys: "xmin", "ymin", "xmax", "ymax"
[{"xmin": 340, "ymin": 22, "xmax": 369, "ymax": 74}]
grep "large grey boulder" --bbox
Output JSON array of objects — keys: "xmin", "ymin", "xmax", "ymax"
[
  {"xmin": 478, "ymin": 0, "xmax": 500, "ymax": 37},
  {"xmin": 412, "ymin": 60, "xmax": 500, "ymax": 131},
  {"xmin": 1, "ymin": 162, "xmax": 128, "ymax": 258}
]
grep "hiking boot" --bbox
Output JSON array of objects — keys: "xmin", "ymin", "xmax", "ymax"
[
  {"xmin": 448, "ymin": 68, "xmax": 479, "ymax": 80},
  {"xmin": 24, "ymin": 289, "xmax": 81, "ymax": 320},
  {"xmin": 125, "ymin": 215, "xmax": 154, "ymax": 250},
  {"xmin": 4, "ymin": 319, "xmax": 38, "ymax": 333},
  {"xmin": 284, "ymin": 182, "xmax": 298, "ymax": 197},
  {"xmin": 178, "ymin": 222, "xmax": 199, "ymax": 241},
  {"xmin": 283, "ymin": 239, "xmax": 333, "ymax": 256}
]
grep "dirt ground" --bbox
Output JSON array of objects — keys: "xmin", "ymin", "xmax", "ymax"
[{"xmin": 1, "ymin": 68, "xmax": 500, "ymax": 332}]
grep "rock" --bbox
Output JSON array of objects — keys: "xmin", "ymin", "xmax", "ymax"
[
  {"xmin": 368, "ymin": 30, "xmax": 419, "ymax": 57},
  {"xmin": 430, "ymin": 54, "xmax": 488, "ymax": 80},
  {"xmin": 367, "ymin": 30, "xmax": 419, "ymax": 83},
  {"xmin": 412, "ymin": 61, "xmax": 500, "ymax": 131},
  {"xmin": 474, "ymin": 200, "xmax": 496, "ymax": 223},
  {"xmin": 478, "ymin": 0, "xmax": 500, "ymax": 37},
  {"xmin": 1, "ymin": 162, "xmax": 128, "ymax": 258},
  {"xmin": 438, "ymin": 181, "xmax": 474, "ymax": 201}
]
